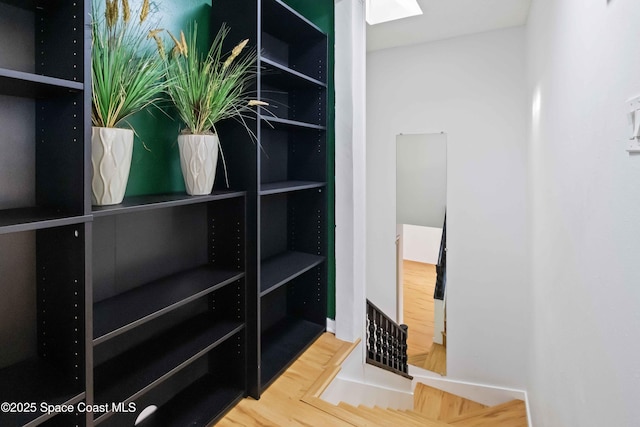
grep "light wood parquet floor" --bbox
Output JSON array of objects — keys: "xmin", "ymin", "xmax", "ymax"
[
  {"xmin": 216, "ymin": 333, "xmax": 352, "ymax": 426},
  {"xmin": 217, "ymin": 261, "xmax": 442, "ymax": 425},
  {"xmin": 403, "ymin": 260, "xmax": 436, "ymax": 357}
]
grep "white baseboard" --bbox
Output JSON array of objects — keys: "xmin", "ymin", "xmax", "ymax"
[
  {"xmin": 326, "ymin": 318, "xmax": 336, "ymax": 334},
  {"xmin": 409, "ymin": 369, "xmax": 527, "ymax": 407}
]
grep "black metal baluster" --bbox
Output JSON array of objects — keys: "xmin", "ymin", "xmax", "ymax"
[
  {"xmin": 376, "ymin": 312, "xmax": 383, "ymax": 363},
  {"xmin": 365, "ymin": 300, "xmax": 412, "ymax": 379},
  {"xmin": 367, "ymin": 306, "xmax": 375, "ymax": 360},
  {"xmin": 382, "ymin": 318, "xmax": 388, "ymax": 366},
  {"xmin": 392, "ymin": 326, "xmax": 399, "ymax": 371}
]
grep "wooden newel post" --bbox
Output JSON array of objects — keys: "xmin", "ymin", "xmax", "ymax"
[{"xmin": 400, "ymin": 324, "xmax": 409, "ymax": 373}]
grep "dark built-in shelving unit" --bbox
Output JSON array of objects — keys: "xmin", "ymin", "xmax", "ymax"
[
  {"xmin": 212, "ymin": 0, "xmax": 329, "ymax": 398},
  {"xmin": 0, "ymin": 0, "xmax": 89, "ymax": 426},
  {"xmin": 1, "ymin": 0, "xmax": 329, "ymax": 424},
  {"xmin": 91, "ymin": 194, "xmax": 246, "ymax": 426}
]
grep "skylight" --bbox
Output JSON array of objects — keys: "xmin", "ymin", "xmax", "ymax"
[{"xmin": 366, "ymin": 0, "xmax": 423, "ymax": 25}]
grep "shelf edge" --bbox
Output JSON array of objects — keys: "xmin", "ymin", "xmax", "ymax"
[
  {"xmin": 21, "ymin": 392, "xmax": 85, "ymax": 427},
  {"xmin": 94, "ymin": 324, "xmax": 245, "ymax": 425},
  {"xmin": 93, "ymin": 271, "xmax": 245, "ymax": 345},
  {"xmin": 259, "ymin": 182, "xmax": 326, "ymax": 196},
  {"xmin": 260, "ymin": 256, "xmax": 325, "ymax": 297},
  {"xmin": 92, "ymin": 192, "xmax": 246, "ymax": 218},
  {"xmin": 0, "ymin": 214, "xmax": 91, "ymax": 235},
  {"xmin": 259, "ymin": 115, "xmax": 326, "ymax": 130},
  {"xmin": 0, "ymin": 67, "xmax": 83, "ymax": 91},
  {"xmin": 260, "ymin": 57, "xmax": 327, "ymax": 87},
  {"xmin": 266, "ymin": 0, "xmax": 327, "ymax": 36}
]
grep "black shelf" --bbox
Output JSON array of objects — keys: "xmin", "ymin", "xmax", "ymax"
[
  {"xmin": 261, "ymin": 251, "xmax": 325, "ymax": 296},
  {"xmin": 0, "ymin": 360, "xmax": 84, "ymax": 427},
  {"xmin": 262, "ymin": 0, "xmax": 325, "ymax": 40},
  {"xmin": 92, "ymin": 191, "xmax": 246, "ymax": 218},
  {"xmin": 0, "ymin": 0, "xmax": 30, "ymax": 9},
  {"xmin": 0, "ymin": 208, "xmax": 90, "ymax": 235},
  {"xmin": 0, "ymin": 68, "xmax": 83, "ymax": 98},
  {"xmin": 135, "ymin": 377, "xmax": 244, "ymax": 427},
  {"xmin": 94, "ymin": 316, "xmax": 244, "ymax": 421},
  {"xmin": 261, "ymin": 317, "xmax": 324, "ymax": 387},
  {"xmin": 260, "ymin": 115, "xmax": 326, "ymax": 130},
  {"xmin": 0, "ymin": 0, "xmax": 42, "ymax": 10},
  {"xmin": 261, "ymin": 56, "xmax": 327, "ymax": 88},
  {"xmin": 260, "ymin": 181, "xmax": 325, "ymax": 196},
  {"xmin": 93, "ymin": 267, "xmax": 244, "ymax": 344},
  {"xmin": 260, "ymin": 0, "xmax": 328, "ymax": 83}
]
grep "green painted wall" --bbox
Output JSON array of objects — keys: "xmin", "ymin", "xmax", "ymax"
[
  {"xmin": 123, "ymin": 0, "xmax": 213, "ymax": 196},
  {"xmin": 123, "ymin": 0, "xmax": 336, "ymax": 319}
]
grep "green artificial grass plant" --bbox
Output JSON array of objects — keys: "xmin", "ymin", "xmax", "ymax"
[
  {"xmin": 163, "ymin": 23, "xmax": 261, "ymax": 135},
  {"xmin": 91, "ymin": 0, "xmax": 167, "ymax": 128}
]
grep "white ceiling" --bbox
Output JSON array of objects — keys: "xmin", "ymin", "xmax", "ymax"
[{"xmin": 367, "ymin": 0, "xmax": 532, "ymax": 52}]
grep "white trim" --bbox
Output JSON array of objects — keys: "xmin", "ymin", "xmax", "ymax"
[
  {"xmin": 524, "ymin": 390, "xmax": 533, "ymax": 426},
  {"xmin": 433, "ymin": 299, "xmax": 445, "ymax": 345},
  {"xmin": 409, "ymin": 369, "xmax": 527, "ymax": 407},
  {"xmin": 326, "ymin": 318, "xmax": 336, "ymax": 334},
  {"xmin": 334, "ymin": 0, "xmax": 367, "ymax": 344}
]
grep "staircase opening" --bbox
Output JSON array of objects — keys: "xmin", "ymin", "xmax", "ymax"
[
  {"xmin": 249, "ymin": 333, "xmax": 530, "ymax": 427},
  {"xmin": 366, "ymin": 299, "xmax": 412, "ymax": 378}
]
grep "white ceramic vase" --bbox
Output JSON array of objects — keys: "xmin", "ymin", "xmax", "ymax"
[
  {"xmin": 178, "ymin": 134, "xmax": 219, "ymax": 196},
  {"xmin": 91, "ymin": 127, "xmax": 134, "ymax": 206}
]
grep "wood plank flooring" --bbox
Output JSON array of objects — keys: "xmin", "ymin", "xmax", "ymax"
[
  {"xmin": 216, "ymin": 332, "xmax": 527, "ymax": 427},
  {"xmin": 447, "ymin": 400, "xmax": 528, "ymax": 427},
  {"xmin": 413, "ymin": 383, "xmax": 486, "ymax": 420},
  {"xmin": 403, "ymin": 260, "xmax": 437, "ymax": 357},
  {"xmin": 423, "ymin": 343, "xmax": 447, "ymax": 375},
  {"xmin": 216, "ymin": 333, "xmax": 353, "ymax": 426}
]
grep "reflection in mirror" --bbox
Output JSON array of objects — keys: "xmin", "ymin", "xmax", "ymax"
[{"xmin": 396, "ymin": 133, "xmax": 447, "ymax": 375}]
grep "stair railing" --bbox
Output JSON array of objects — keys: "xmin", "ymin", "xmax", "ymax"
[
  {"xmin": 366, "ymin": 299, "xmax": 413, "ymax": 379},
  {"xmin": 434, "ymin": 214, "xmax": 447, "ymax": 300}
]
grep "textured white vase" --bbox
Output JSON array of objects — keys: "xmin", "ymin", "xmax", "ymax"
[
  {"xmin": 178, "ymin": 134, "xmax": 219, "ymax": 196},
  {"xmin": 91, "ymin": 127, "xmax": 134, "ymax": 206}
]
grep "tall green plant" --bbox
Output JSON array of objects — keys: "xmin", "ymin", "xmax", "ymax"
[
  {"xmin": 164, "ymin": 23, "xmax": 259, "ymax": 135},
  {"xmin": 92, "ymin": 0, "xmax": 166, "ymax": 128}
]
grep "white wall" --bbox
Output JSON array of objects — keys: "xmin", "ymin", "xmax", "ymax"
[
  {"xmin": 527, "ymin": 1, "xmax": 640, "ymax": 425},
  {"xmin": 334, "ymin": 0, "xmax": 367, "ymax": 343},
  {"xmin": 402, "ymin": 224, "xmax": 442, "ymax": 264},
  {"xmin": 367, "ymin": 27, "xmax": 529, "ymax": 389}
]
